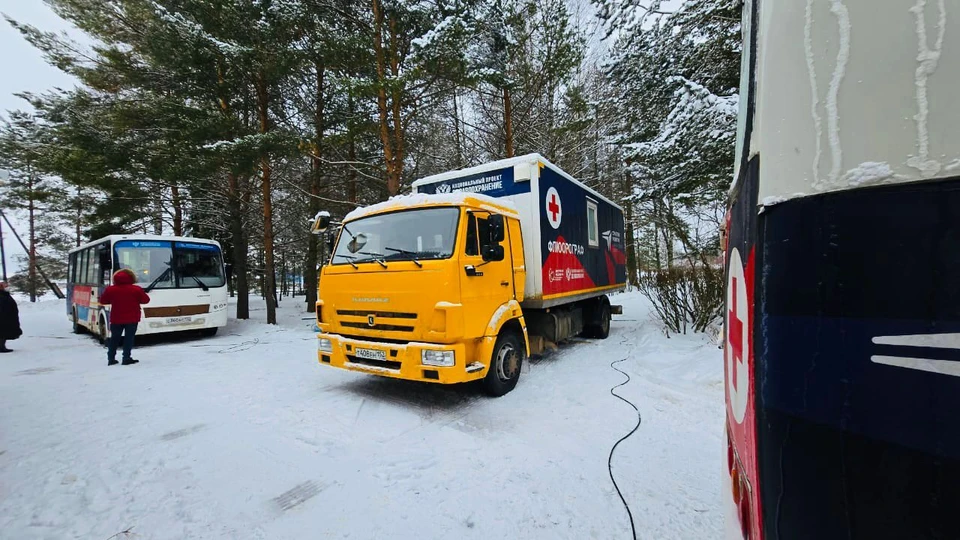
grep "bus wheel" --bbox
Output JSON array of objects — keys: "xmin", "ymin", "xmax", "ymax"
[
  {"xmin": 72, "ymin": 309, "xmax": 82, "ymax": 334},
  {"xmin": 482, "ymin": 331, "xmax": 524, "ymax": 397},
  {"xmin": 97, "ymin": 316, "xmax": 108, "ymax": 345}
]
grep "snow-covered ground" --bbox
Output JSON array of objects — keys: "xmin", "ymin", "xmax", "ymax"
[{"xmin": 0, "ymin": 292, "xmax": 723, "ymax": 539}]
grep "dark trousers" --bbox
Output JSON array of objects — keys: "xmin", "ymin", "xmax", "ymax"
[{"xmin": 107, "ymin": 323, "xmax": 138, "ymax": 361}]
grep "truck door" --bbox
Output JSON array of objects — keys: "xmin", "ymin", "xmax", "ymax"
[{"xmin": 460, "ymin": 211, "xmax": 515, "ymax": 338}]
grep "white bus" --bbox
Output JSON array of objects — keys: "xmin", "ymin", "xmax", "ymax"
[{"xmin": 67, "ymin": 235, "xmax": 229, "ymax": 342}]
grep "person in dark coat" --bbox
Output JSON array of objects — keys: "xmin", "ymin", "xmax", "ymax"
[
  {"xmin": 99, "ymin": 269, "xmax": 150, "ymax": 366},
  {"xmin": 0, "ymin": 282, "xmax": 22, "ymax": 353}
]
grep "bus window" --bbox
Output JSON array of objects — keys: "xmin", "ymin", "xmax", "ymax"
[
  {"xmin": 97, "ymin": 244, "xmax": 111, "ymax": 286},
  {"xmin": 90, "ymin": 247, "xmax": 100, "ymax": 287},
  {"xmin": 175, "ymin": 243, "xmax": 225, "ymax": 288},
  {"xmin": 79, "ymin": 249, "xmax": 90, "ymax": 285}
]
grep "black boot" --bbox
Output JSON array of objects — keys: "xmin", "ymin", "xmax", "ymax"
[
  {"xmin": 108, "ymin": 359, "xmax": 119, "ymax": 366},
  {"xmin": 0, "ymin": 340, "xmax": 9, "ymax": 353},
  {"xmin": 121, "ymin": 358, "xmax": 139, "ymax": 365}
]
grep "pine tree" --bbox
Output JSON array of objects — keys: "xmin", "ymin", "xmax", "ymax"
[
  {"xmin": 0, "ymin": 111, "xmax": 66, "ymax": 302},
  {"xmin": 597, "ymin": 0, "xmax": 742, "ymax": 332}
]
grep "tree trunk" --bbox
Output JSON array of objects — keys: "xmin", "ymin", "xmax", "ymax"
[
  {"xmin": 625, "ymin": 197, "xmax": 639, "ymax": 287},
  {"xmin": 373, "ymin": 0, "xmax": 397, "ymax": 197},
  {"xmin": 388, "ymin": 16, "xmax": 404, "ymax": 195},
  {"xmin": 504, "ymin": 87, "xmax": 515, "ymax": 158},
  {"xmin": 306, "ymin": 60, "xmax": 325, "ymax": 313},
  {"xmin": 280, "ymin": 250, "xmax": 287, "ymax": 298},
  {"xmin": 228, "ymin": 172, "xmax": 249, "ymax": 319},
  {"xmin": 256, "ymin": 74, "xmax": 277, "ymax": 325},
  {"xmin": 153, "ymin": 185, "xmax": 163, "ymax": 235},
  {"xmin": 75, "ymin": 186, "xmax": 82, "ymax": 247},
  {"xmin": 347, "ymin": 97, "xmax": 358, "ymax": 203},
  {"xmin": 452, "ymin": 90, "xmax": 463, "ymax": 167},
  {"xmin": 665, "ymin": 199, "xmax": 675, "ymax": 266},
  {"xmin": 171, "ymin": 182, "xmax": 183, "ymax": 236},
  {"xmin": 214, "ymin": 61, "xmax": 248, "ymax": 317},
  {"xmin": 0, "ymin": 217, "xmax": 7, "ymax": 282},
  {"xmin": 27, "ymin": 163, "xmax": 37, "ymax": 303}
]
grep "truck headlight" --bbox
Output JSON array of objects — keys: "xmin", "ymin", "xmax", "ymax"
[
  {"xmin": 318, "ymin": 338, "xmax": 333, "ymax": 354},
  {"xmin": 421, "ymin": 350, "xmax": 455, "ymax": 367}
]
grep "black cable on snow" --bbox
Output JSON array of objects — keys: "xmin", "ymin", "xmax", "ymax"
[{"xmin": 608, "ymin": 354, "xmax": 642, "ymax": 540}]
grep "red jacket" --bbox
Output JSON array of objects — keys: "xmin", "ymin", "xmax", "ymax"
[{"xmin": 100, "ymin": 270, "xmax": 151, "ymax": 324}]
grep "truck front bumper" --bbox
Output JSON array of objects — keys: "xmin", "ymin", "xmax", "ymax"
[{"xmin": 316, "ymin": 333, "xmax": 488, "ymax": 384}]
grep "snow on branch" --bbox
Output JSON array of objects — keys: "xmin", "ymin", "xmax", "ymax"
[
  {"xmin": 627, "ymin": 76, "xmax": 737, "ymax": 158},
  {"xmin": 150, "ymin": 2, "xmax": 245, "ymax": 56}
]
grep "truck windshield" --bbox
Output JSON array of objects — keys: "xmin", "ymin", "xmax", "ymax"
[{"xmin": 333, "ymin": 207, "xmax": 460, "ymax": 266}]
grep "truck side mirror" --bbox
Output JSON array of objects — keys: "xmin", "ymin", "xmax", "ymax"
[
  {"xmin": 311, "ymin": 212, "xmax": 338, "ymax": 234},
  {"xmin": 482, "ymin": 245, "xmax": 505, "ymax": 262},
  {"xmin": 326, "ymin": 233, "xmax": 336, "ymax": 253},
  {"xmin": 488, "ymin": 214, "xmax": 505, "ymax": 243}
]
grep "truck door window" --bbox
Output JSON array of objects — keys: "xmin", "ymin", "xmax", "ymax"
[
  {"xmin": 466, "ymin": 213, "xmax": 479, "ymax": 256},
  {"xmin": 464, "ymin": 213, "xmax": 492, "ymax": 256}
]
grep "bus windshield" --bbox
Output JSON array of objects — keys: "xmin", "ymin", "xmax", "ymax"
[{"xmin": 114, "ymin": 240, "xmax": 225, "ymax": 289}]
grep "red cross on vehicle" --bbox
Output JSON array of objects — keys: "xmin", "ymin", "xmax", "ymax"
[
  {"xmin": 729, "ymin": 276, "xmax": 743, "ymax": 390},
  {"xmin": 545, "ymin": 187, "xmax": 562, "ymax": 228},
  {"xmin": 549, "ymin": 194, "xmax": 560, "ymax": 221}
]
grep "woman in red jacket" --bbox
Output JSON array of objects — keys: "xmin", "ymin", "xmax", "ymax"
[{"xmin": 99, "ymin": 269, "xmax": 150, "ymax": 366}]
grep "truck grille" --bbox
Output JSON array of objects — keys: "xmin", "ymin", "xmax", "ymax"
[
  {"xmin": 341, "ymin": 321, "xmax": 415, "ymax": 332},
  {"xmin": 336, "ymin": 310, "xmax": 417, "ymax": 319},
  {"xmin": 335, "ymin": 310, "xmax": 418, "ymax": 334}
]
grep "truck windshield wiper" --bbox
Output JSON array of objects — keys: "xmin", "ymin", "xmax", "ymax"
[
  {"xmin": 358, "ymin": 251, "xmax": 388, "ymax": 268},
  {"xmin": 384, "ymin": 247, "xmax": 423, "ymax": 267},
  {"xmin": 333, "ymin": 253, "xmax": 359, "ymax": 269}
]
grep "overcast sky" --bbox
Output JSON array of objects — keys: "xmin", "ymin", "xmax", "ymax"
[
  {"xmin": 0, "ymin": 1, "xmax": 80, "ymax": 115},
  {"xmin": 0, "ymin": 2, "xmax": 81, "ymax": 278}
]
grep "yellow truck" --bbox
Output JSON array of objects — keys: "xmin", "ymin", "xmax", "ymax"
[{"xmin": 312, "ymin": 154, "xmax": 627, "ymax": 395}]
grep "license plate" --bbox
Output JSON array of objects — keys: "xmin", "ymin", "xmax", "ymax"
[
  {"xmin": 355, "ymin": 348, "xmax": 387, "ymax": 361},
  {"xmin": 166, "ymin": 316, "xmax": 192, "ymax": 324}
]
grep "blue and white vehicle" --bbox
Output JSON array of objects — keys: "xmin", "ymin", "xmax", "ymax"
[
  {"xmin": 67, "ymin": 235, "xmax": 229, "ymax": 342},
  {"xmin": 724, "ymin": 1, "xmax": 960, "ymax": 539}
]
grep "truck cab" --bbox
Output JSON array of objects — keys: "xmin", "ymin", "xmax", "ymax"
[{"xmin": 315, "ymin": 194, "xmax": 530, "ymax": 396}]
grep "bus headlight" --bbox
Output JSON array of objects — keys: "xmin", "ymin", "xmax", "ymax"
[
  {"xmin": 421, "ymin": 350, "xmax": 455, "ymax": 367},
  {"xmin": 317, "ymin": 338, "xmax": 333, "ymax": 354}
]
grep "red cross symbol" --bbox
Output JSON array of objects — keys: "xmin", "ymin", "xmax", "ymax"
[
  {"xmin": 548, "ymin": 194, "xmax": 561, "ymax": 222},
  {"xmin": 729, "ymin": 276, "xmax": 744, "ymax": 390}
]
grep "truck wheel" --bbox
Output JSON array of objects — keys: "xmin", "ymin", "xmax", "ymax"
[
  {"xmin": 483, "ymin": 331, "xmax": 524, "ymax": 397},
  {"xmin": 583, "ymin": 297, "xmax": 611, "ymax": 339},
  {"xmin": 201, "ymin": 327, "xmax": 218, "ymax": 337}
]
